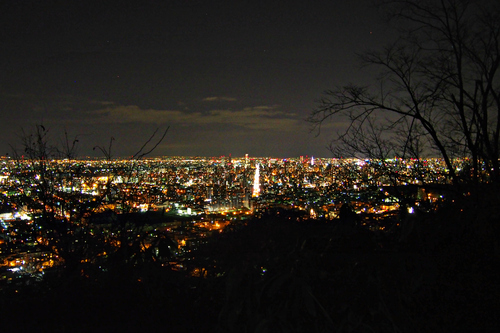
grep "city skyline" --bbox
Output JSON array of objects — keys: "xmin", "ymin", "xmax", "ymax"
[{"xmin": 0, "ymin": 0, "xmax": 395, "ymax": 158}]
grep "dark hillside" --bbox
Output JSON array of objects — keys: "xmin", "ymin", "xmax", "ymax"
[{"xmin": 2, "ymin": 194, "xmax": 499, "ymax": 332}]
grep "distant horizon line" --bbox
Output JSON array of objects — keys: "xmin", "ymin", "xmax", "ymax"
[{"xmin": 0, "ymin": 155, "xmax": 453, "ymax": 161}]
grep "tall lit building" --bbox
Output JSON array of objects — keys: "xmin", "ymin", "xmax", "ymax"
[{"xmin": 252, "ymin": 163, "xmax": 260, "ymax": 197}]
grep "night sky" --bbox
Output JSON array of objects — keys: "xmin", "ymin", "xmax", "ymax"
[{"xmin": 0, "ymin": 0, "xmax": 394, "ymax": 158}]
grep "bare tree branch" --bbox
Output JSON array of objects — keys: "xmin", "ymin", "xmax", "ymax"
[{"xmin": 311, "ymin": 0, "xmax": 500, "ymax": 186}]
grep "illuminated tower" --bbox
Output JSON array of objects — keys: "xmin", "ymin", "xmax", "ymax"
[{"xmin": 252, "ymin": 163, "xmax": 260, "ymax": 197}]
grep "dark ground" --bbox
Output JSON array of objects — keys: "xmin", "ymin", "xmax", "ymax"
[{"xmin": 2, "ymin": 194, "xmax": 499, "ymax": 332}]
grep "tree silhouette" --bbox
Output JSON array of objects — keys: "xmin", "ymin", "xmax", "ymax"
[
  {"xmin": 9, "ymin": 124, "xmax": 171, "ymax": 275},
  {"xmin": 310, "ymin": 0, "xmax": 500, "ymax": 187}
]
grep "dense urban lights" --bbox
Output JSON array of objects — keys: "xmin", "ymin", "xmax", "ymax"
[{"xmin": 0, "ymin": 155, "xmax": 468, "ymax": 282}]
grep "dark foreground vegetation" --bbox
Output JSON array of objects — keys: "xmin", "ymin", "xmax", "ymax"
[{"xmin": 2, "ymin": 189, "xmax": 499, "ymax": 333}]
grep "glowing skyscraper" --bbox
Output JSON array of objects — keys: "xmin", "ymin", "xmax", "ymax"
[{"xmin": 252, "ymin": 163, "xmax": 260, "ymax": 197}]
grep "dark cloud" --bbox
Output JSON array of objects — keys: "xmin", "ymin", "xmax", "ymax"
[
  {"xmin": 0, "ymin": 0, "xmax": 394, "ymax": 157},
  {"xmin": 202, "ymin": 97, "xmax": 237, "ymax": 102}
]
